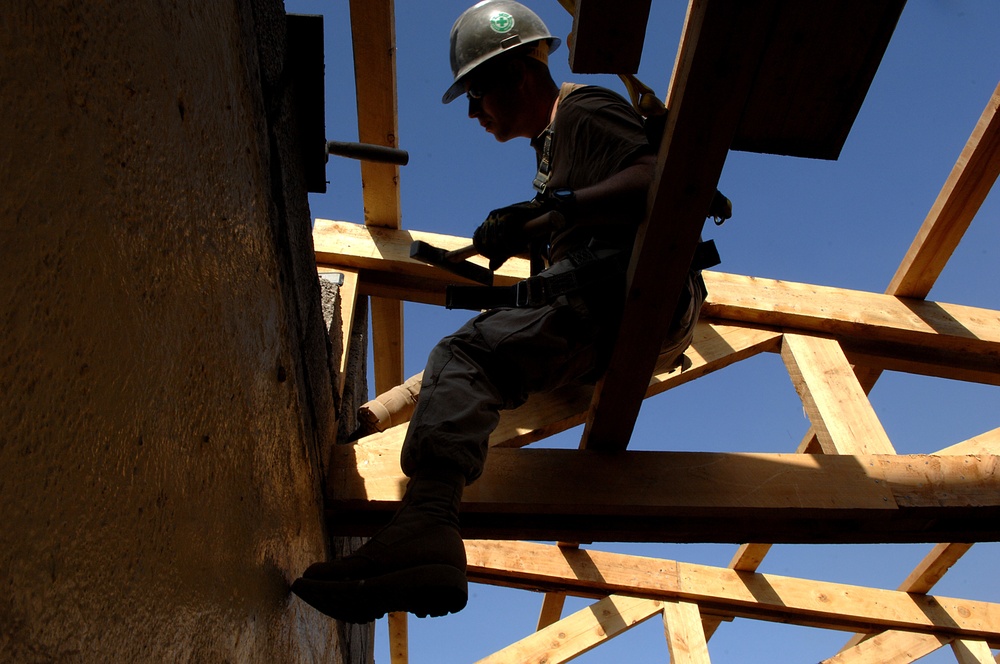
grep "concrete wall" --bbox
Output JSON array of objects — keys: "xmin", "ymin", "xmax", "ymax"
[{"xmin": 0, "ymin": 1, "xmax": 365, "ymax": 661}]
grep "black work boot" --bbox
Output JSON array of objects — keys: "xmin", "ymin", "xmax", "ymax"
[{"xmin": 291, "ymin": 467, "xmax": 467, "ymax": 623}]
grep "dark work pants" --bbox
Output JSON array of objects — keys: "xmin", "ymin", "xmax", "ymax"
[{"xmin": 399, "ymin": 265, "xmax": 702, "ymax": 483}]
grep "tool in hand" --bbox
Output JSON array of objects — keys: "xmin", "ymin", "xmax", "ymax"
[{"xmin": 409, "ymin": 241, "xmax": 493, "ymax": 286}]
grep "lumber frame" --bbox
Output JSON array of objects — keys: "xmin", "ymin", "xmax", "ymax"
[
  {"xmin": 568, "ymin": 0, "xmax": 651, "ymax": 74},
  {"xmin": 312, "ymin": 220, "xmax": 1000, "ymax": 385},
  {"xmin": 463, "ymin": 540, "xmax": 1000, "ymax": 646},
  {"xmin": 311, "ymin": 0, "xmax": 999, "ymax": 660},
  {"xmin": 580, "ymin": 0, "xmax": 780, "ymax": 451},
  {"xmin": 888, "ymin": 81, "xmax": 1000, "ymax": 299},
  {"xmin": 780, "ymin": 333, "xmax": 896, "ymax": 455},
  {"xmin": 349, "ymin": 0, "xmax": 405, "ymax": 393},
  {"xmin": 327, "ymin": 446, "xmax": 1000, "ymax": 543},
  {"xmin": 750, "ymin": 83, "xmax": 1000, "ymax": 659},
  {"xmin": 477, "ymin": 594, "xmax": 663, "ymax": 664},
  {"xmin": 663, "ymin": 600, "xmax": 712, "ymax": 664}
]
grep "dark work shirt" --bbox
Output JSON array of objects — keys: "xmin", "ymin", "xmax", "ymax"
[{"xmin": 532, "ymin": 84, "xmax": 653, "ymax": 263}]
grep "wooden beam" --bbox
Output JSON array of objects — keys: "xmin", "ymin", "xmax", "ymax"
[
  {"xmin": 464, "ymin": 540, "xmax": 1000, "ymax": 644},
  {"xmin": 349, "ymin": 0, "xmax": 405, "ymax": 393},
  {"xmin": 388, "ymin": 612, "xmax": 408, "ymax": 664},
  {"xmin": 822, "ymin": 631, "xmax": 952, "ymax": 664},
  {"xmin": 731, "ymin": 0, "xmax": 905, "ymax": 160},
  {"xmin": 341, "ymin": 320, "xmax": 779, "ymax": 452},
  {"xmin": 952, "ymin": 639, "xmax": 996, "ymax": 664},
  {"xmin": 888, "ymin": 81, "xmax": 1000, "ymax": 299},
  {"xmin": 663, "ymin": 600, "xmax": 712, "ymax": 663},
  {"xmin": 312, "ymin": 221, "xmax": 1000, "ymax": 383},
  {"xmin": 780, "ymin": 333, "xmax": 896, "ymax": 455},
  {"xmin": 939, "ymin": 427, "xmax": 1000, "ymax": 456},
  {"xmin": 349, "ymin": 0, "xmax": 400, "ymax": 229},
  {"xmin": 328, "ymin": 446, "xmax": 1000, "ymax": 543},
  {"xmin": 568, "ymin": 0, "xmax": 651, "ymax": 74},
  {"xmin": 581, "ymin": 0, "xmax": 782, "ymax": 451},
  {"xmin": 839, "ymin": 542, "xmax": 977, "ymax": 653},
  {"xmin": 477, "ymin": 594, "xmax": 663, "ymax": 664},
  {"xmin": 900, "ymin": 542, "xmax": 975, "ymax": 595},
  {"xmin": 313, "ymin": 219, "xmax": 530, "ymax": 288},
  {"xmin": 535, "ymin": 591, "xmax": 567, "ymax": 631},
  {"xmin": 370, "ymin": 296, "xmax": 404, "ymax": 394},
  {"xmin": 702, "ymin": 272, "xmax": 1000, "ymax": 375},
  {"xmin": 490, "ymin": 322, "xmax": 781, "ymax": 448}
]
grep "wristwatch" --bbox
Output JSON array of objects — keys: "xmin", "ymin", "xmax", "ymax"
[{"xmin": 549, "ymin": 187, "xmax": 577, "ymax": 214}]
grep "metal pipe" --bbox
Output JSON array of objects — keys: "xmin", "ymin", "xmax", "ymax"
[{"xmin": 326, "ymin": 140, "xmax": 409, "ymax": 165}]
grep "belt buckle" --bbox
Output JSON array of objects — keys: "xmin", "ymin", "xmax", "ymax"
[{"xmin": 515, "ymin": 278, "xmax": 545, "ymax": 307}]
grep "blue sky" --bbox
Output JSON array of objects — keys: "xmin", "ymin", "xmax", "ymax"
[{"xmin": 286, "ymin": 1, "xmax": 1000, "ymax": 661}]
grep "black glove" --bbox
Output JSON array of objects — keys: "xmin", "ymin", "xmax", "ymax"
[{"xmin": 473, "ymin": 199, "xmax": 546, "ymax": 270}]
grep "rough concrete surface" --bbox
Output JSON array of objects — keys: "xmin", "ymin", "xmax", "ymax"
[{"xmin": 1, "ymin": 1, "xmax": 362, "ymax": 661}]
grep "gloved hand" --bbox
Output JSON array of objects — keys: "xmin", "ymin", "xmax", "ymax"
[{"xmin": 473, "ymin": 199, "xmax": 546, "ymax": 270}]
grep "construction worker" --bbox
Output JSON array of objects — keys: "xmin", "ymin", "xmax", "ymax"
[{"xmin": 292, "ymin": 0, "xmax": 703, "ymax": 623}]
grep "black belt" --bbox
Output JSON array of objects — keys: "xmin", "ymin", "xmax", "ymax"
[{"xmin": 445, "ymin": 241, "xmax": 719, "ymax": 311}]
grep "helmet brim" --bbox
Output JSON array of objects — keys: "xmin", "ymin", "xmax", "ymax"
[{"xmin": 442, "ymin": 36, "xmax": 561, "ymax": 104}]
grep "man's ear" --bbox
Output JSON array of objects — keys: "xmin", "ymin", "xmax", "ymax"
[{"xmin": 508, "ymin": 58, "xmax": 527, "ymax": 86}]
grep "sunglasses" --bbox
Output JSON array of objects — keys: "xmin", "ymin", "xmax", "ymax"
[{"xmin": 466, "ymin": 82, "xmax": 490, "ymax": 101}]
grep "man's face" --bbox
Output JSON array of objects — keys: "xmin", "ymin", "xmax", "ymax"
[{"xmin": 465, "ymin": 66, "xmax": 523, "ymax": 142}]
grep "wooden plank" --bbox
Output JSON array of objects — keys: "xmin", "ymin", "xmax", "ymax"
[
  {"xmin": 313, "ymin": 219, "xmax": 530, "ymax": 286},
  {"xmin": 343, "ymin": 320, "xmax": 780, "ymax": 451},
  {"xmin": 822, "ymin": 631, "xmax": 952, "ymax": 664},
  {"xmin": 464, "ymin": 540, "xmax": 1000, "ymax": 643},
  {"xmin": 568, "ymin": 0, "xmax": 651, "ymax": 74},
  {"xmin": 370, "ymin": 296, "xmax": 404, "ymax": 394},
  {"xmin": 581, "ymin": 0, "xmax": 782, "ymax": 451},
  {"xmin": 780, "ymin": 333, "xmax": 896, "ymax": 455},
  {"xmin": 952, "ymin": 639, "xmax": 996, "ymax": 664},
  {"xmin": 490, "ymin": 322, "xmax": 781, "ymax": 448},
  {"xmin": 702, "ymin": 272, "xmax": 1000, "ymax": 369},
  {"xmin": 939, "ymin": 427, "xmax": 1000, "ymax": 455},
  {"xmin": 732, "ymin": 0, "xmax": 905, "ymax": 160},
  {"xmin": 728, "ymin": 543, "xmax": 772, "ymax": 572},
  {"xmin": 349, "ymin": 0, "xmax": 405, "ymax": 396},
  {"xmin": 327, "ymin": 446, "xmax": 1000, "ymax": 543},
  {"xmin": 536, "ymin": 591, "xmax": 567, "ymax": 631},
  {"xmin": 663, "ymin": 600, "xmax": 712, "ymax": 664},
  {"xmin": 702, "ymin": 543, "xmax": 773, "ymax": 639},
  {"xmin": 476, "ymin": 595, "xmax": 663, "ymax": 664},
  {"xmin": 312, "ymin": 221, "xmax": 1000, "ymax": 382},
  {"xmin": 888, "ymin": 81, "xmax": 1000, "ymax": 298},
  {"xmin": 349, "ymin": 0, "xmax": 400, "ymax": 229},
  {"xmin": 900, "ymin": 542, "xmax": 975, "ymax": 594},
  {"xmin": 388, "ymin": 612, "xmax": 408, "ymax": 664},
  {"xmin": 839, "ymin": 542, "xmax": 976, "ymax": 652}
]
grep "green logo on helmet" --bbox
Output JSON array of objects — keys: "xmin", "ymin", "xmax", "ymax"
[{"xmin": 489, "ymin": 11, "xmax": 514, "ymax": 33}]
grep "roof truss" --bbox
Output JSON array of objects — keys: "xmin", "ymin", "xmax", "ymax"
[{"xmin": 322, "ymin": 1, "xmax": 1000, "ymax": 661}]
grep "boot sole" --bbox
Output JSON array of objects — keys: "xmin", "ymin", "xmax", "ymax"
[{"xmin": 291, "ymin": 564, "xmax": 468, "ymax": 624}]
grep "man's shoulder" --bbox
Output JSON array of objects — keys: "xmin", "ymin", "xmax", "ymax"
[{"xmin": 560, "ymin": 82, "xmax": 631, "ymax": 107}]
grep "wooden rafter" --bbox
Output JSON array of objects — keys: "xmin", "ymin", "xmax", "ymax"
[
  {"xmin": 580, "ymin": 0, "xmax": 780, "ymax": 451},
  {"xmin": 748, "ymin": 81, "xmax": 1000, "ymax": 657},
  {"xmin": 349, "ymin": 0, "xmax": 404, "ymax": 394},
  {"xmin": 662, "ymin": 600, "xmax": 712, "ymax": 664},
  {"xmin": 328, "ymin": 445, "xmax": 1000, "ymax": 543},
  {"xmin": 780, "ymin": 333, "xmax": 896, "ymax": 455},
  {"xmin": 566, "ymin": 0, "xmax": 651, "ymax": 74},
  {"xmin": 319, "ymin": 1, "xmax": 998, "ymax": 659},
  {"xmin": 313, "ymin": 220, "xmax": 1000, "ymax": 385},
  {"xmin": 477, "ymin": 594, "xmax": 663, "ymax": 664},
  {"xmin": 888, "ymin": 81, "xmax": 1000, "ymax": 299},
  {"xmin": 464, "ymin": 540, "xmax": 1000, "ymax": 646}
]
